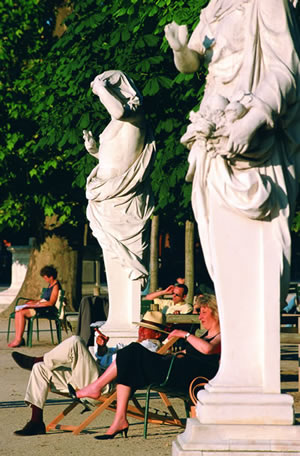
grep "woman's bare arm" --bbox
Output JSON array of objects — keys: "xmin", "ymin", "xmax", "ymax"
[{"xmin": 168, "ymin": 329, "xmax": 220, "ymax": 355}]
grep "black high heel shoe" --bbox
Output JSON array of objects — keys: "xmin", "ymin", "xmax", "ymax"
[
  {"xmin": 67, "ymin": 383, "xmax": 79, "ymax": 401},
  {"xmin": 94, "ymin": 426, "xmax": 129, "ymax": 440},
  {"xmin": 67, "ymin": 384, "xmax": 91, "ymax": 413}
]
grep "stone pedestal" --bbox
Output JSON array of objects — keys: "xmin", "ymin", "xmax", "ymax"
[
  {"xmin": 0, "ymin": 245, "xmax": 31, "ymax": 311},
  {"xmin": 100, "ymin": 251, "xmax": 140, "ymax": 346},
  {"xmin": 173, "ymin": 419, "xmax": 300, "ymax": 456},
  {"xmin": 172, "ymin": 201, "xmax": 297, "ymax": 454}
]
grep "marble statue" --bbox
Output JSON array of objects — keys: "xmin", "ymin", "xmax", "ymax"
[
  {"xmin": 84, "ymin": 70, "xmax": 155, "ymax": 288},
  {"xmin": 165, "ymin": 1, "xmax": 300, "ymax": 453},
  {"xmin": 166, "ymin": 0, "xmax": 300, "ymax": 300}
]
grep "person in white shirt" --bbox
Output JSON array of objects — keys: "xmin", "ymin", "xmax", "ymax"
[{"xmin": 145, "ymin": 283, "xmax": 192, "ymax": 314}]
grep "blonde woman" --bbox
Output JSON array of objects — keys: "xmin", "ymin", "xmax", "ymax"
[{"xmin": 75, "ymin": 295, "xmax": 220, "ymax": 440}]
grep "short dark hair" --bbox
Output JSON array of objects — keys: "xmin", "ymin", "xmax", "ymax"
[
  {"xmin": 40, "ymin": 265, "xmax": 57, "ymax": 279},
  {"xmin": 175, "ymin": 283, "xmax": 188, "ymax": 296}
]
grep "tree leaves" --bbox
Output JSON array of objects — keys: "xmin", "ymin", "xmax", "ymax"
[{"xmin": 0, "ymin": 0, "xmax": 210, "ymax": 240}]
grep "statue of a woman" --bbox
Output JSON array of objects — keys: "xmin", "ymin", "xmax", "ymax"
[
  {"xmin": 84, "ymin": 71, "xmax": 155, "ymax": 287},
  {"xmin": 165, "ymin": 0, "xmax": 300, "ymax": 301},
  {"xmin": 165, "ymin": 0, "xmax": 300, "ymax": 402}
]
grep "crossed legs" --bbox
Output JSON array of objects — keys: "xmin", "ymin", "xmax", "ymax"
[{"xmin": 76, "ymin": 361, "xmax": 131, "ymax": 436}]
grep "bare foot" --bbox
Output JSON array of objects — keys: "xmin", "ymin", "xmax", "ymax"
[
  {"xmin": 106, "ymin": 418, "xmax": 129, "ymax": 436},
  {"xmin": 8, "ymin": 339, "xmax": 24, "ymax": 348},
  {"xmin": 76, "ymin": 383, "xmax": 102, "ymax": 399}
]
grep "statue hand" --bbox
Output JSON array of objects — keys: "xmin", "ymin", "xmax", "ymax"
[
  {"xmin": 226, "ymin": 108, "xmax": 266, "ymax": 156},
  {"xmin": 96, "ymin": 77, "xmax": 108, "ymax": 88},
  {"xmin": 226, "ymin": 120, "xmax": 252, "ymax": 155},
  {"xmin": 164, "ymin": 22, "xmax": 189, "ymax": 51},
  {"xmin": 83, "ymin": 130, "xmax": 97, "ymax": 154}
]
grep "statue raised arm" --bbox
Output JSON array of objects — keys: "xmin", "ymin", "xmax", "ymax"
[
  {"xmin": 84, "ymin": 70, "xmax": 156, "ymax": 286},
  {"xmin": 83, "ymin": 130, "xmax": 98, "ymax": 157},
  {"xmin": 165, "ymin": 21, "xmax": 201, "ymax": 74}
]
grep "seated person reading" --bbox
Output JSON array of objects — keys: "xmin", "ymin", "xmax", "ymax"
[{"xmin": 8, "ymin": 265, "xmax": 61, "ymax": 348}]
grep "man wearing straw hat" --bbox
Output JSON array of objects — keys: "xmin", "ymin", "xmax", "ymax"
[{"xmin": 11, "ymin": 311, "xmax": 168, "ymax": 436}]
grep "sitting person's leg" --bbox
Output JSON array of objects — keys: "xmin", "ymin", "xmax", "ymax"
[
  {"xmin": 95, "ymin": 384, "xmax": 131, "ymax": 439},
  {"xmin": 15, "ymin": 361, "xmax": 54, "ymax": 436},
  {"xmin": 76, "ymin": 359, "xmax": 117, "ymax": 399},
  {"xmin": 14, "ymin": 336, "xmax": 101, "ymax": 436},
  {"xmin": 8, "ymin": 308, "xmax": 35, "ymax": 348},
  {"xmin": 43, "ymin": 335, "xmax": 100, "ymax": 392}
]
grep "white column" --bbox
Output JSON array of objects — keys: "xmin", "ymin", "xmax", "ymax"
[
  {"xmin": 173, "ymin": 202, "xmax": 300, "ymax": 455},
  {"xmin": 0, "ymin": 245, "xmax": 32, "ymax": 311},
  {"xmin": 100, "ymin": 251, "xmax": 139, "ymax": 346}
]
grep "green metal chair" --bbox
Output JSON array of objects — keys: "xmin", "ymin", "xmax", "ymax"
[
  {"xmin": 7, "ymin": 289, "xmax": 65, "ymax": 347},
  {"xmin": 143, "ymin": 353, "xmax": 209, "ymax": 438}
]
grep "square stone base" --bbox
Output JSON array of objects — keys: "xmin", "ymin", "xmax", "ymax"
[
  {"xmin": 196, "ymin": 391, "xmax": 294, "ymax": 425},
  {"xmin": 173, "ymin": 419, "xmax": 300, "ymax": 455}
]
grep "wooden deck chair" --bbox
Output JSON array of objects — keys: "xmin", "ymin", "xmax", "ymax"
[{"xmin": 46, "ymin": 336, "xmax": 184, "ymax": 435}]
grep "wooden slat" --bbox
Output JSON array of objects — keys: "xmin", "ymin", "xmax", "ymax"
[
  {"xmin": 166, "ymin": 315, "xmax": 200, "ymax": 324},
  {"xmin": 280, "ymin": 333, "xmax": 300, "ymax": 344}
]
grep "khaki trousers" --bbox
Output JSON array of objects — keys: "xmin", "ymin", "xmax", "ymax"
[{"xmin": 24, "ymin": 336, "xmax": 101, "ymax": 409}]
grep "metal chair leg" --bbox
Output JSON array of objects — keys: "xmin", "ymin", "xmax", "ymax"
[
  {"xmin": 27, "ymin": 319, "xmax": 33, "ymax": 347},
  {"xmin": 56, "ymin": 320, "xmax": 62, "ymax": 344},
  {"xmin": 144, "ymin": 385, "xmax": 152, "ymax": 438},
  {"xmin": 36, "ymin": 318, "xmax": 40, "ymax": 341},
  {"xmin": 49, "ymin": 320, "xmax": 54, "ymax": 345},
  {"xmin": 7, "ymin": 317, "xmax": 12, "ymax": 342}
]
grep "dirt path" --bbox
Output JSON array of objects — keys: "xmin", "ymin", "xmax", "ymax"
[{"xmin": 1, "ymin": 318, "xmax": 299, "ymax": 456}]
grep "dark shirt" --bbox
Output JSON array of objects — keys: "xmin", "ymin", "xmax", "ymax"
[
  {"xmin": 185, "ymin": 331, "xmax": 220, "ymax": 364},
  {"xmin": 41, "ymin": 281, "xmax": 61, "ymax": 301}
]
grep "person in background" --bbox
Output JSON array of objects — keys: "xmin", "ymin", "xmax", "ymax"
[
  {"xmin": 8, "ymin": 265, "xmax": 61, "ymax": 348},
  {"xmin": 176, "ymin": 277, "xmax": 185, "ymax": 284},
  {"xmin": 145, "ymin": 283, "xmax": 192, "ymax": 314},
  {"xmin": 282, "ymin": 292, "xmax": 300, "ymax": 314},
  {"xmin": 11, "ymin": 311, "xmax": 168, "ymax": 436}
]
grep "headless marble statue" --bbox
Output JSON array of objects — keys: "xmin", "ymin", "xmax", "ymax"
[
  {"xmin": 84, "ymin": 70, "xmax": 155, "ymax": 287},
  {"xmin": 84, "ymin": 71, "xmax": 155, "ymax": 343}
]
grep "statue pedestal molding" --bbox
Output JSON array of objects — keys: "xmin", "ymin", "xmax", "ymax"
[
  {"xmin": 100, "ymin": 252, "xmax": 139, "ymax": 346},
  {"xmin": 173, "ymin": 420, "xmax": 300, "ymax": 456},
  {"xmin": 196, "ymin": 391, "xmax": 294, "ymax": 425}
]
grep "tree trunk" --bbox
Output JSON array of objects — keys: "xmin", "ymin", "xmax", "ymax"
[
  {"xmin": 1, "ymin": 235, "xmax": 79, "ymax": 317},
  {"xmin": 149, "ymin": 215, "xmax": 159, "ymax": 293},
  {"xmin": 185, "ymin": 220, "xmax": 194, "ymax": 304}
]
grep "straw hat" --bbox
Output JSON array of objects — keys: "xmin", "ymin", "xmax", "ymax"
[{"xmin": 134, "ymin": 311, "xmax": 169, "ymax": 334}]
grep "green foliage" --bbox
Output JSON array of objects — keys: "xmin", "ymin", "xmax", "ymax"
[{"xmin": 1, "ymin": 0, "xmax": 209, "ymax": 241}]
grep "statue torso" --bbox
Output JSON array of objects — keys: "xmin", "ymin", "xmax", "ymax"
[
  {"xmin": 96, "ymin": 117, "xmax": 146, "ymax": 180},
  {"xmin": 189, "ymin": 0, "xmax": 250, "ymax": 102}
]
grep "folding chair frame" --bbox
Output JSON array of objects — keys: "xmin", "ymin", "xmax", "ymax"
[{"xmin": 46, "ymin": 336, "xmax": 185, "ymax": 435}]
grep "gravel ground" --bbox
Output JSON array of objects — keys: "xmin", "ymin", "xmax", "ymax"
[{"xmin": 1, "ymin": 318, "xmax": 300, "ymax": 456}]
